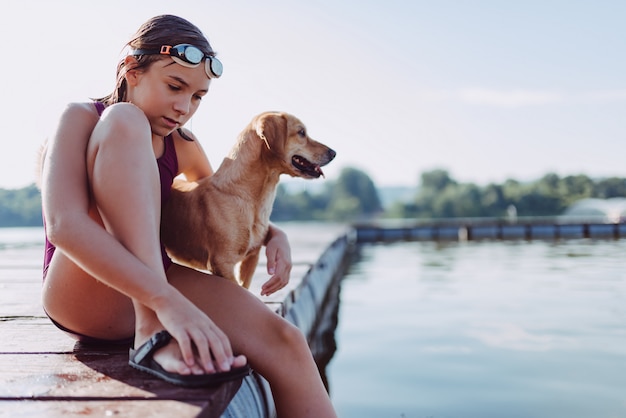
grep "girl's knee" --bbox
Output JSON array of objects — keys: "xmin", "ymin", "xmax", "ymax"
[
  {"xmin": 273, "ymin": 317, "xmax": 309, "ymax": 352},
  {"xmin": 87, "ymin": 103, "xmax": 156, "ymax": 177},
  {"xmin": 94, "ymin": 103, "xmax": 151, "ymax": 146}
]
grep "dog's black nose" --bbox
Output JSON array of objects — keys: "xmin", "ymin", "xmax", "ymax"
[{"xmin": 327, "ymin": 148, "xmax": 337, "ymax": 161}]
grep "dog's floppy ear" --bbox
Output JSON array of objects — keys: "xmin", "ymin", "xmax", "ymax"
[{"xmin": 255, "ymin": 113, "xmax": 285, "ymax": 150}]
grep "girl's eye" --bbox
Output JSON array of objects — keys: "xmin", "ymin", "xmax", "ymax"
[
  {"xmin": 168, "ymin": 84, "xmax": 181, "ymax": 91},
  {"xmin": 193, "ymin": 94, "xmax": 203, "ymax": 101}
]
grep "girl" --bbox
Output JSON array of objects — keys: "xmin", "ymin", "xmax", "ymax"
[{"xmin": 40, "ymin": 14, "xmax": 337, "ymax": 417}]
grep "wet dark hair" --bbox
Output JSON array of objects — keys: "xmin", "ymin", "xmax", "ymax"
[{"xmin": 95, "ymin": 15, "xmax": 216, "ymax": 140}]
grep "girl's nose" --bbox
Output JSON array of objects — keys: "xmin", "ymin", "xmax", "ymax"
[{"xmin": 174, "ymin": 98, "xmax": 191, "ymax": 115}]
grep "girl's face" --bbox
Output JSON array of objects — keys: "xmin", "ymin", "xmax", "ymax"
[{"xmin": 125, "ymin": 57, "xmax": 211, "ymax": 139}]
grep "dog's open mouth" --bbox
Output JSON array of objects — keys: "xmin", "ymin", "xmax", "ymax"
[{"xmin": 292, "ymin": 155, "xmax": 324, "ymax": 178}]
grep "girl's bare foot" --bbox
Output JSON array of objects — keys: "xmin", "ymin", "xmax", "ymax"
[{"xmin": 134, "ymin": 332, "xmax": 247, "ymax": 375}]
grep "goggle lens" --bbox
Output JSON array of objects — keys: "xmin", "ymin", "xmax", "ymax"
[{"xmin": 174, "ymin": 44, "xmax": 204, "ymax": 64}]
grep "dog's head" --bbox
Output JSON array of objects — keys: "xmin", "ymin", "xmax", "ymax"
[{"xmin": 253, "ymin": 112, "xmax": 336, "ymax": 179}]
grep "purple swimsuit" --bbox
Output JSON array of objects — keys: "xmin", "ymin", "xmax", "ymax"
[{"xmin": 42, "ymin": 102, "xmax": 177, "ymax": 279}]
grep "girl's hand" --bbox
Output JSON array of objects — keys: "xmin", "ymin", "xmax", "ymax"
[
  {"xmin": 261, "ymin": 225, "xmax": 292, "ymax": 296},
  {"xmin": 152, "ymin": 286, "xmax": 242, "ymax": 373}
]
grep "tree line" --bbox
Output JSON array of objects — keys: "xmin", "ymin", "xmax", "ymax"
[
  {"xmin": 388, "ymin": 169, "xmax": 626, "ymax": 219},
  {"xmin": 0, "ymin": 185, "xmax": 43, "ymax": 227},
  {"xmin": 2, "ymin": 168, "xmax": 626, "ymax": 227}
]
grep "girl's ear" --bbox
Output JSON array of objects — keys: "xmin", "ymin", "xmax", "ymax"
[{"xmin": 123, "ymin": 55, "xmax": 141, "ymax": 86}]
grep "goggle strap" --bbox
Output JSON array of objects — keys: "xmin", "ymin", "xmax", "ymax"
[{"xmin": 160, "ymin": 45, "xmax": 173, "ymax": 55}]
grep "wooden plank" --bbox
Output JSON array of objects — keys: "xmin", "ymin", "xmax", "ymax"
[
  {"xmin": 0, "ymin": 317, "xmax": 73, "ymax": 353},
  {"xmin": 0, "ymin": 317, "xmax": 243, "ymax": 418},
  {"xmin": 0, "ymin": 400, "xmax": 209, "ymax": 418},
  {"xmin": 0, "ymin": 262, "xmax": 44, "ymax": 318},
  {"xmin": 0, "ymin": 284, "xmax": 44, "ymax": 318},
  {"xmin": 0, "ymin": 350, "xmax": 243, "ymax": 399},
  {"xmin": 0, "ymin": 269, "xmax": 42, "ymax": 282}
]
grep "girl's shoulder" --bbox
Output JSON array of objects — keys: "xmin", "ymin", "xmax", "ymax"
[
  {"xmin": 65, "ymin": 101, "xmax": 143, "ymax": 118},
  {"xmin": 172, "ymin": 127, "xmax": 199, "ymax": 143},
  {"xmin": 44, "ymin": 102, "xmax": 102, "ymax": 140},
  {"xmin": 68, "ymin": 101, "xmax": 101, "ymax": 113},
  {"xmin": 171, "ymin": 128, "xmax": 213, "ymax": 181},
  {"xmin": 57, "ymin": 102, "xmax": 102, "ymax": 123},
  {"xmin": 171, "ymin": 128, "xmax": 204, "ymax": 156}
]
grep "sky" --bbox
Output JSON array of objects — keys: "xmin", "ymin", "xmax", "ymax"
[{"xmin": 1, "ymin": 0, "xmax": 625, "ymax": 190}]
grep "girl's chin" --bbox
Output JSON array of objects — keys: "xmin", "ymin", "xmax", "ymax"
[{"xmin": 152, "ymin": 126, "xmax": 176, "ymax": 138}]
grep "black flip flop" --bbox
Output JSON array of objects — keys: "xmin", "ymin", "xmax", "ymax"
[{"xmin": 129, "ymin": 330, "xmax": 251, "ymax": 387}]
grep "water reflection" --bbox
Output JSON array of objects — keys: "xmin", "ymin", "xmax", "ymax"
[{"xmin": 327, "ymin": 239, "xmax": 626, "ymax": 418}]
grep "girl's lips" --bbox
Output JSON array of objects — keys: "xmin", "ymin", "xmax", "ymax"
[{"xmin": 163, "ymin": 117, "xmax": 179, "ymax": 129}]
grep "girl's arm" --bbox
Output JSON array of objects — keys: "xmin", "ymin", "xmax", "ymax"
[
  {"xmin": 173, "ymin": 129, "xmax": 214, "ymax": 181},
  {"xmin": 261, "ymin": 223, "xmax": 292, "ymax": 296}
]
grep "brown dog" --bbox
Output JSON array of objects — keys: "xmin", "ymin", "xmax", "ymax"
[{"xmin": 161, "ymin": 111, "xmax": 336, "ymax": 288}]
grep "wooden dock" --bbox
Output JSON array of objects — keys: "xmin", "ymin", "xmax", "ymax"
[
  {"xmin": 353, "ymin": 217, "xmax": 626, "ymax": 243},
  {"xmin": 0, "ymin": 224, "xmax": 353, "ymax": 418}
]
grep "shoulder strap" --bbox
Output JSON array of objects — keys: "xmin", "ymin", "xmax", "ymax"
[{"xmin": 94, "ymin": 102, "xmax": 105, "ymax": 116}]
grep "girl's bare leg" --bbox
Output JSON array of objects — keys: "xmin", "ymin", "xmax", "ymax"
[
  {"xmin": 167, "ymin": 264, "xmax": 338, "ymax": 418},
  {"xmin": 85, "ymin": 104, "xmax": 200, "ymax": 374}
]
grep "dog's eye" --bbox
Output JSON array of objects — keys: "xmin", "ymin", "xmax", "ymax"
[{"xmin": 298, "ymin": 129, "xmax": 306, "ymax": 137}]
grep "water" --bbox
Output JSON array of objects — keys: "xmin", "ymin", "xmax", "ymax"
[
  {"xmin": 3, "ymin": 227, "xmax": 626, "ymax": 417},
  {"xmin": 327, "ymin": 239, "xmax": 626, "ymax": 418}
]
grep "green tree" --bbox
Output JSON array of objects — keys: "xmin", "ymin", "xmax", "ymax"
[
  {"xmin": 326, "ymin": 167, "xmax": 382, "ymax": 221},
  {"xmin": 271, "ymin": 184, "xmax": 306, "ymax": 221},
  {"xmin": 481, "ymin": 184, "xmax": 508, "ymax": 217},
  {"xmin": 594, "ymin": 177, "xmax": 626, "ymax": 198},
  {"xmin": 0, "ymin": 184, "xmax": 43, "ymax": 227},
  {"xmin": 421, "ymin": 169, "xmax": 456, "ymax": 192}
]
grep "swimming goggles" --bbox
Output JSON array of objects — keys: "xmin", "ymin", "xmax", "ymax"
[{"xmin": 130, "ymin": 44, "xmax": 223, "ymax": 79}]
